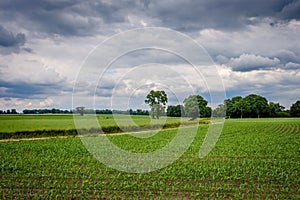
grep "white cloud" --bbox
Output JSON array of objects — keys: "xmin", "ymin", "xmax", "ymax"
[
  {"xmin": 1, "ymin": 1, "xmax": 300, "ymax": 111},
  {"xmin": 285, "ymin": 62, "xmax": 300, "ymax": 70},
  {"xmin": 39, "ymin": 98, "xmax": 54, "ymax": 107},
  {"xmin": 218, "ymin": 65, "xmax": 300, "ymax": 108},
  {"xmin": 227, "ymin": 54, "xmax": 280, "ymax": 71},
  {"xmin": 0, "ymin": 53, "xmax": 66, "ymax": 84},
  {"xmin": 196, "ymin": 19, "xmax": 300, "ymax": 59}
]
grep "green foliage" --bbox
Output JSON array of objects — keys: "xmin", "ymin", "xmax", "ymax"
[
  {"xmin": 183, "ymin": 95, "xmax": 211, "ymax": 119},
  {"xmin": 269, "ymin": 102, "xmax": 285, "ymax": 117},
  {"xmin": 128, "ymin": 109, "xmax": 149, "ymax": 115},
  {"xmin": 75, "ymin": 106, "xmax": 85, "ymax": 116},
  {"xmin": 145, "ymin": 90, "xmax": 168, "ymax": 119},
  {"xmin": 212, "ymin": 104, "xmax": 226, "ymax": 117},
  {"xmin": 198, "ymin": 118, "xmax": 211, "ymax": 124},
  {"xmin": 275, "ymin": 111, "xmax": 291, "ymax": 118},
  {"xmin": 290, "ymin": 100, "xmax": 300, "ymax": 117},
  {"xmin": 225, "ymin": 96, "xmax": 248, "ymax": 118},
  {"xmin": 0, "ymin": 129, "xmax": 78, "ymax": 139},
  {"xmin": 244, "ymin": 94, "xmax": 269, "ymax": 118},
  {"xmin": 166, "ymin": 105, "xmax": 184, "ymax": 117},
  {"xmin": 225, "ymin": 94, "xmax": 282, "ymax": 118},
  {"xmin": 0, "ymin": 118, "xmax": 299, "ymax": 198},
  {"xmin": 22, "ymin": 108, "xmax": 72, "ymax": 114}
]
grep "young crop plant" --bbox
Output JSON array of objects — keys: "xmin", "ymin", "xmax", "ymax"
[{"xmin": 0, "ymin": 118, "xmax": 299, "ymax": 198}]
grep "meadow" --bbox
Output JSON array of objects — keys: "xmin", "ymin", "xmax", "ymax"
[{"xmin": 0, "ymin": 116, "xmax": 299, "ymax": 199}]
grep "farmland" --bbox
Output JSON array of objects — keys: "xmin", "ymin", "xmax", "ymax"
[
  {"xmin": 0, "ymin": 117, "xmax": 300, "ymax": 199},
  {"xmin": 0, "ymin": 114, "xmax": 204, "ymax": 140},
  {"xmin": 0, "ymin": 114, "xmax": 189, "ymax": 133}
]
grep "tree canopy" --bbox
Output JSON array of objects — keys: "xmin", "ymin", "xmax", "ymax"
[
  {"xmin": 183, "ymin": 95, "xmax": 210, "ymax": 120},
  {"xmin": 76, "ymin": 106, "xmax": 85, "ymax": 116},
  {"xmin": 224, "ymin": 94, "xmax": 290, "ymax": 118},
  {"xmin": 244, "ymin": 94, "xmax": 269, "ymax": 118},
  {"xmin": 269, "ymin": 102, "xmax": 285, "ymax": 117},
  {"xmin": 290, "ymin": 100, "xmax": 300, "ymax": 117},
  {"xmin": 145, "ymin": 90, "xmax": 168, "ymax": 119},
  {"xmin": 166, "ymin": 105, "xmax": 184, "ymax": 117},
  {"xmin": 1, "ymin": 92, "xmax": 298, "ymax": 119}
]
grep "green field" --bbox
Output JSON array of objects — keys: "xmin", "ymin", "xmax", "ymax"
[
  {"xmin": 0, "ymin": 117, "xmax": 299, "ymax": 199},
  {"xmin": 0, "ymin": 114, "xmax": 188, "ymax": 133}
]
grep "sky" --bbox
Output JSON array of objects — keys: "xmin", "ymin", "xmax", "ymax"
[{"xmin": 0, "ymin": 0, "xmax": 300, "ymax": 112}]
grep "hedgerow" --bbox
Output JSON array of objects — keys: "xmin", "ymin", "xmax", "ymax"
[{"xmin": 0, "ymin": 120, "xmax": 209, "ymax": 139}]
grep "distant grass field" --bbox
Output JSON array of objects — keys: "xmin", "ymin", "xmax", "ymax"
[
  {"xmin": 0, "ymin": 118, "xmax": 299, "ymax": 199},
  {"xmin": 0, "ymin": 114, "xmax": 190, "ymax": 133}
]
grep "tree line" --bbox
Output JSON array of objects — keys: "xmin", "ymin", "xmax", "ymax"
[
  {"xmin": 0, "ymin": 108, "xmax": 149, "ymax": 115},
  {"xmin": 1, "ymin": 92, "xmax": 300, "ymax": 118},
  {"xmin": 145, "ymin": 90, "xmax": 300, "ymax": 118},
  {"xmin": 0, "ymin": 109, "xmax": 18, "ymax": 114},
  {"xmin": 216, "ymin": 94, "xmax": 300, "ymax": 118},
  {"xmin": 144, "ymin": 90, "xmax": 212, "ymax": 119},
  {"xmin": 74, "ymin": 108, "xmax": 149, "ymax": 116},
  {"xmin": 23, "ymin": 108, "xmax": 72, "ymax": 114}
]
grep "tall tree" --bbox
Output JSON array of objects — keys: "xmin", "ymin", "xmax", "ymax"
[
  {"xmin": 290, "ymin": 100, "xmax": 300, "ymax": 117},
  {"xmin": 231, "ymin": 96, "xmax": 246, "ymax": 118},
  {"xmin": 244, "ymin": 94, "xmax": 269, "ymax": 118},
  {"xmin": 183, "ymin": 95, "xmax": 209, "ymax": 119},
  {"xmin": 145, "ymin": 90, "xmax": 168, "ymax": 119},
  {"xmin": 225, "ymin": 96, "xmax": 249, "ymax": 118},
  {"xmin": 76, "ymin": 106, "xmax": 85, "ymax": 116}
]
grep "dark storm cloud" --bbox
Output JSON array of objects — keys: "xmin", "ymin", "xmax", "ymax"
[
  {"xmin": 146, "ymin": 0, "xmax": 298, "ymax": 31},
  {"xmin": 0, "ymin": 0, "xmax": 94, "ymax": 36},
  {"xmin": 0, "ymin": 25, "xmax": 25, "ymax": 47},
  {"xmin": 0, "ymin": 25, "xmax": 29, "ymax": 54},
  {"xmin": 0, "ymin": 0, "xmax": 299, "ymax": 109},
  {"xmin": 0, "ymin": 0, "xmax": 299, "ymax": 36},
  {"xmin": 0, "ymin": 0, "xmax": 138, "ymax": 36},
  {"xmin": 274, "ymin": 50, "xmax": 300, "ymax": 64},
  {"xmin": 279, "ymin": 0, "xmax": 300, "ymax": 20},
  {"xmin": 0, "ymin": 81, "xmax": 64, "ymax": 99}
]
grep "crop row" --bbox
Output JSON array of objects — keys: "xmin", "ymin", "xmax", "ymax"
[{"xmin": 0, "ymin": 119, "xmax": 299, "ymax": 199}]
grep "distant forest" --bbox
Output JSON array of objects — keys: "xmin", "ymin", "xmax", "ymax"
[
  {"xmin": 1, "ymin": 94, "xmax": 299, "ymax": 118},
  {"xmin": 0, "ymin": 108, "xmax": 149, "ymax": 116}
]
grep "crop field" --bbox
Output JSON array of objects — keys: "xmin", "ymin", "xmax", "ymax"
[
  {"xmin": 0, "ymin": 117, "xmax": 300, "ymax": 199},
  {"xmin": 0, "ymin": 114, "xmax": 187, "ymax": 133},
  {"xmin": 0, "ymin": 114, "xmax": 201, "ymax": 140}
]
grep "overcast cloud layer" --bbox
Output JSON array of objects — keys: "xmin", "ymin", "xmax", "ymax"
[{"xmin": 0, "ymin": 0, "xmax": 299, "ymax": 111}]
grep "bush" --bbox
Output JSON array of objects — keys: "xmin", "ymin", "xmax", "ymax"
[{"xmin": 275, "ymin": 112, "xmax": 291, "ymax": 118}]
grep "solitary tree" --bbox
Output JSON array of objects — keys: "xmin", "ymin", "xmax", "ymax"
[
  {"xmin": 145, "ymin": 90, "xmax": 168, "ymax": 119},
  {"xmin": 76, "ymin": 106, "xmax": 85, "ymax": 116},
  {"xmin": 184, "ymin": 95, "xmax": 208, "ymax": 120}
]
